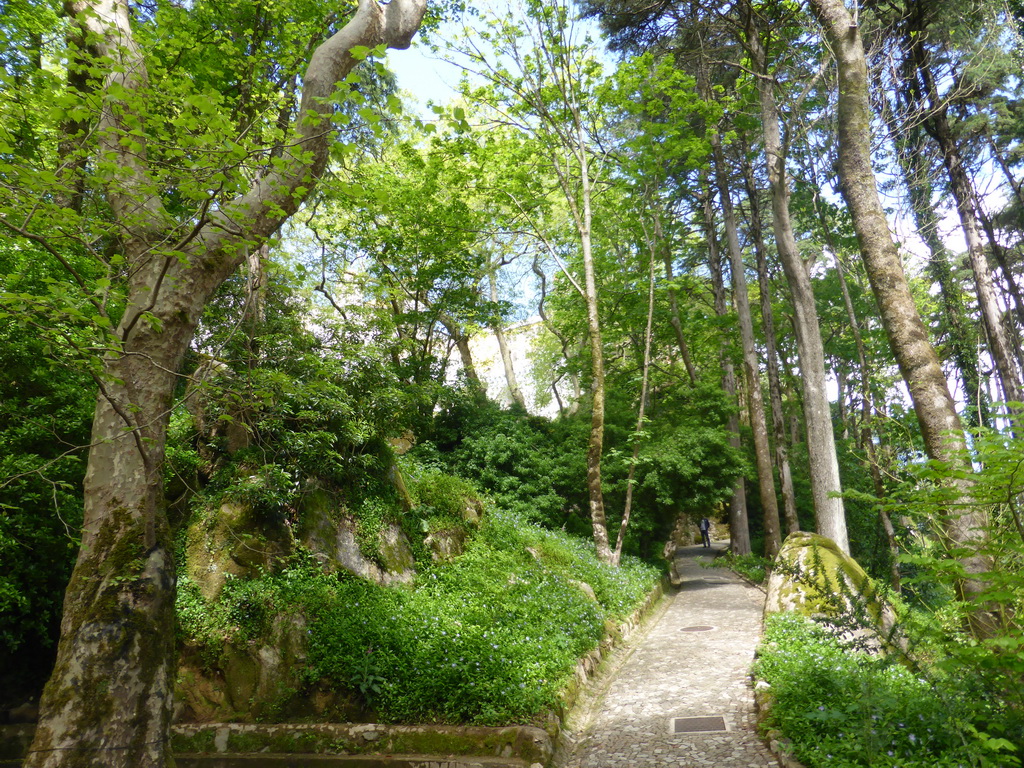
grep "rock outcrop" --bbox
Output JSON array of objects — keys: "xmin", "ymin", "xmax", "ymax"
[
  {"xmin": 297, "ymin": 489, "xmax": 416, "ymax": 586},
  {"xmin": 184, "ymin": 501, "xmax": 295, "ymax": 601}
]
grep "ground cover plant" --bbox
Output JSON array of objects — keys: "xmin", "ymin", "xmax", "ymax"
[
  {"xmin": 716, "ymin": 551, "xmax": 771, "ymax": 584},
  {"xmin": 754, "ymin": 612, "xmax": 1023, "ymax": 768},
  {"xmin": 176, "ymin": 506, "xmax": 661, "ymax": 725}
]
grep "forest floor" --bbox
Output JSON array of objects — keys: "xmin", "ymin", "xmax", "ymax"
[{"xmin": 555, "ymin": 543, "xmax": 780, "ymax": 768}]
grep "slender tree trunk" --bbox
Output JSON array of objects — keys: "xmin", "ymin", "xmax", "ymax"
[
  {"xmin": 613, "ymin": 238, "xmax": 657, "ymax": 565},
  {"xmin": 701, "ymin": 186, "xmax": 751, "ymax": 556},
  {"xmin": 743, "ymin": 5, "xmax": 848, "ymax": 552},
  {"xmin": 836, "ymin": 367, "xmax": 849, "ymax": 439},
  {"xmin": 743, "ymin": 160, "xmax": 800, "ymax": 535},
  {"xmin": 548, "ymin": 117, "xmax": 612, "ymax": 562},
  {"xmin": 711, "ymin": 140, "xmax": 782, "ymax": 558},
  {"xmin": 912, "ymin": 46, "xmax": 1024, "ymax": 412},
  {"xmin": 978, "ymin": 205, "xmax": 1024, "ymax": 359},
  {"xmin": 488, "ymin": 269, "xmax": 526, "ymax": 408},
  {"xmin": 580, "ymin": 187, "xmax": 612, "ymax": 563},
  {"xmin": 808, "ymin": 0, "xmax": 993, "ymax": 633}
]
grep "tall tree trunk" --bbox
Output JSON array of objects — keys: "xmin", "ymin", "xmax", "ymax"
[
  {"xmin": 547, "ymin": 116, "xmax": 612, "ymax": 562},
  {"xmin": 978, "ymin": 206, "xmax": 1024, "ymax": 362},
  {"xmin": 488, "ymin": 269, "xmax": 527, "ymax": 408},
  {"xmin": 25, "ymin": 2, "xmax": 427, "ymax": 765},
  {"xmin": 742, "ymin": 4, "xmax": 848, "ymax": 552},
  {"xmin": 742, "ymin": 158, "xmax": 800, "ymax": 535},
  {"xmin": 580, "ymin": 185, "xmax": 612, "ymax": 563},
  {"xmin": 711, "ymin": 140, "xmax": 782, "ymax": 558},
  {"xmin": 802, "ymin": 148, "xmax": 898, "ymax": 537},
  {"xmin": 807, "ymin": 0, "xmax": 994, "ymax": 634},
  {"xmin": 701, "ymin": 186, "xmax": 751, "ymax": 556}
]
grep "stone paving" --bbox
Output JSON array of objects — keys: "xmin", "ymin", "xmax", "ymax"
[{"xmin": 556, "ymin": 543, "xmax": 780, "ymax": 768}]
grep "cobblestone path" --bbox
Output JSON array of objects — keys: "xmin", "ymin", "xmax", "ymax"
[{"xmin": 556, "ymin": 543, "xmax": 780, "ymax": 768}]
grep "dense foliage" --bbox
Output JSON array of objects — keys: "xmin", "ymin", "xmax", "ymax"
[
  {"xmin": 0, "ymin": 250, "xmax": 95, "ymax": 696},
  {"xmin": 755, "ymin": 612, "xmax": 1023, "ymax": 768},
  {"xmin": 3, "ymin": 0, "xmax": 1024, "ymax": 760}
]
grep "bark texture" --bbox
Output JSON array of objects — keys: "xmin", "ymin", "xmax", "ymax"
[
  {"xmin": 702, "ymin": 187, "xmax": 751, "ymax": 556},
  {"xmin": 743, "ymin": 5, "xmax": 847, "ymax": 552},
  {"xmin": 712, "ymin": 140, "xmax": 782, "ymax": 558},
  {"xmin": 26, "ymin": 2, "xmax": 427, "ymax": 766},
  {"xmin": 744, "ymin": 161, "xmax": 800, "ymax": 536},
  {"xmin": 807, "ymin": 0, "xmax": 994, "ymax": 632}
]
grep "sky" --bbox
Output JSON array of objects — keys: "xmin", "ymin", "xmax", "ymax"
[{"xmin": 386, "ymin": 40, "xmax": 461, "ymax": 113}]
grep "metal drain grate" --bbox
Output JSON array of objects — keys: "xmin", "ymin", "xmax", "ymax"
[
  {"xmin": 679, "ymin": 625, "xmax": 715, "ymax": 632},
  {"xmin": 672, "ymin": 715, "xmax": 728, "ymax": 734}
]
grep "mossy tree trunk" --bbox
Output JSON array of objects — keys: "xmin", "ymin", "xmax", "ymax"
[{"xmin": 24, "ymin": 2, "xmax": 427, "ymax": 766}]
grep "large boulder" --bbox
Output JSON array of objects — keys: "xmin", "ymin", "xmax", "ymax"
[
  {"xmin": 175, "ymin": 613, "xmax": 365, "ymax": 723},
  {"xmin": 765, "ymin": 532, "xmax": 898, "ymax": 643},
  {"xmin": 424, "ymin": 527, "xmax": 468, "ymax": 562}
]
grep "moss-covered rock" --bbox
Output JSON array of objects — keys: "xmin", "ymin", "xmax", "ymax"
[
  {"xmin": 378, "ymin": 525, "xmax": 416, "ymax": 574},
  {"xmin": 184, "ymin": 502, "xmax": 295, "ymax": 601},
  {"xmin": 424, "ymin": 527, "xmax": 468, "ymax": 562},
  {"xmin": 765, "ymin": 532, "xmax": 898, "ymax": 643},
  {"xmin": 175, "ymin": 612, "xmax": 363, "ymax": 724},
  {"xmin": 296, "ymin": 490, "xmax": 415, "ymax": 585}
]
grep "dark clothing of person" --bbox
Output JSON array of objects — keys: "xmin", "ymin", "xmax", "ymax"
[{"xmin": 699, "ymin": 518, "xmax": 711, "ymax": 548}]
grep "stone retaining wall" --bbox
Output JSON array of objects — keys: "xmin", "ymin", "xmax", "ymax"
[{"xmin": 172, "ymin": 722, "xmax": 550, "ymax": 766}]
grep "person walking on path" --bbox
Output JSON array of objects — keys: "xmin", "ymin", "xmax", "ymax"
[
  {"xmin": 699, "ymin": 516, "xmax": 712, "ymax": 548},
  {"xmin": 556, "ymin": 543, "xmax": 779, "ymax": 768}
]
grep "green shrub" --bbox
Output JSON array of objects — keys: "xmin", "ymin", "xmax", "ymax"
[
  {"xmin": 720, "ymin": 551, "xmax": 770, "ymax": 584},
  {"xmin": 408, "ymin": 467, "xmax": 479, "ymax": 521}
]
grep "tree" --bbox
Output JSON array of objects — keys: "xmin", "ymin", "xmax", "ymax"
[
  {"xmin": 739, "ymin": 0, "xmax": 848, "ymax": 553},
  {"xmin": 1, "ymin": 1, "xmax": 427, "ymax": 765},
  {"xmin": 710, "ymin": 135, "xmax": 782, "ymax": 557},
  {"xmin": 806, "ymin": 0, "xmax": 994, "ymax": 635},
  {"xmin": 455, "ymin": 0, "xmax": 617, "ymax": 562}
]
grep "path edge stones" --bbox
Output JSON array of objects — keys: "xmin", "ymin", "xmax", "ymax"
[{"xmin": 551, "ymin": 578, "xmax": 677, "ymax": 766}]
